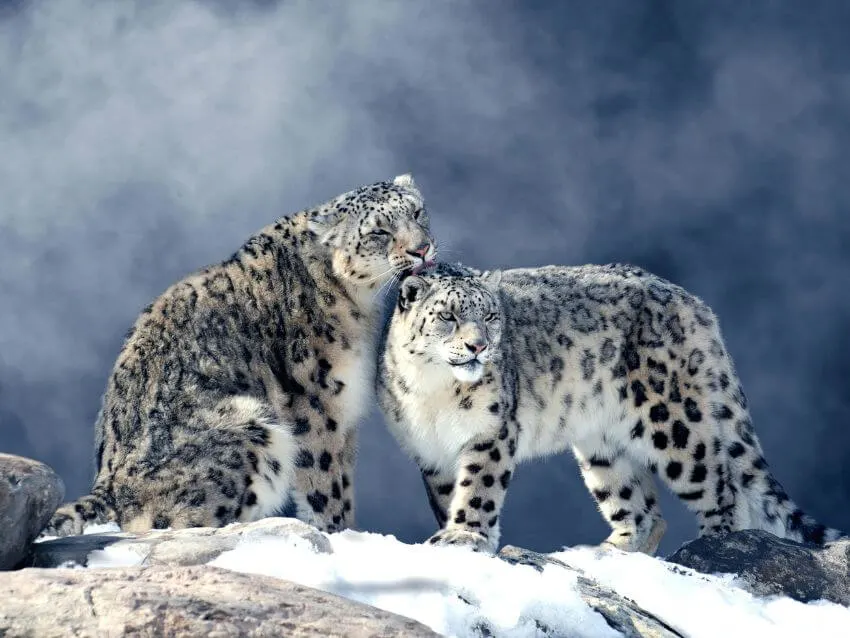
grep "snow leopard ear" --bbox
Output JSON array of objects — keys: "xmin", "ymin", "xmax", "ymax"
[
  {"xmin": 398, "ymin": 275, "xmax": 429, "ymax": 311},
  {"xmin": 393, "ymin": 173, "xmax": 417, "ymax": 190},
  {"xmin": 308, "ymin": 210, "xmax": 346, "ymax": 246},
  {"xmin": 480, "ymin": 269, "xmax": 502, "ymax": 289}
]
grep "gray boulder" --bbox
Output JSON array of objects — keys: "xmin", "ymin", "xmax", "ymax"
[
  {"xmin": 0, "ymin": 453, "xmax": 64, "ymax": 570},
  {"xmin": 666, "ymin": 530, "xmax": 850, "ymax": 606},
  {"xmin": 0, "ymin": 564, "xmax": 440, "ymax": 637},
  {"xmin": 498, "ymin": 545, "xmax": 684, "ymax": 638},
  {"xmin": 24, "ymin": 516, "xmax": 332, "ymax": 568}
]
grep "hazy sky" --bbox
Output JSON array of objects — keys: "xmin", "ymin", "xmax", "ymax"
[{"xmin": 1, "ymin": 0, "xmax": 848, "ymax": 554}]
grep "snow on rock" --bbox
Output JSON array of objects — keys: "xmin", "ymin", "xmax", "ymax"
[
  {"xmin": 497, "ymin": 545, "xmax": 681, "ymax": 637},
  {"xmin": 26, "ymin": 517, "xmax": 331, "ymax": 569},
  {"xmin": 22, "ymin": 518, "xmax": 850, "ymax": 637},
  {"xmin": 555, "ymin": 543, "xmax": 850, "ymax": 638},
  {"xmin": 211, "ymin": 529, "xmax": 620, "ymax": 638},
  {"xmin": 667, "ymin": 529, "xmax": 850, "ymax": 606},
  {"xmin": 209, "ymin": 529, "xmax": 850, "ymax": 638}
]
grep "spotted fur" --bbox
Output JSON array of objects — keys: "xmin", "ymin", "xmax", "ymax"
[
  {"xmin": 378, "ymin": 262, "xmax": 846, "ymax": 554},
  {"xmin": 44, "ymin": 174, "xmax": 436, "ymax": 537}
]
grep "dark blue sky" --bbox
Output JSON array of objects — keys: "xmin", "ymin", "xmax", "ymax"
[{"xmin": 1, "ymin": 0, "xmax": 848, "ymax": 554}]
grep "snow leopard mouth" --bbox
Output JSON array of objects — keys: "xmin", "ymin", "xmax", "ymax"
[{"xmin": 449, "ymin": 359, "xmax": 482, "ymax": 370}]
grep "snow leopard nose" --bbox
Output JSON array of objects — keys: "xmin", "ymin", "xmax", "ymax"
[
  {"xmin": 465, "ymin": 340, "xmax": 487, "ymax": 355},
  {"xmin": 406, "ymin": 242, "xmax": 431, "ymax": 260}
]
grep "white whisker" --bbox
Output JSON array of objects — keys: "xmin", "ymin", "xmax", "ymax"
[
  {"xmin": 362, "ymin": 265, "xmax": 399, "ymax": 285},
  {"xmin": 378, "ymin": 271, "xmax": 402, "ymax": 299}
]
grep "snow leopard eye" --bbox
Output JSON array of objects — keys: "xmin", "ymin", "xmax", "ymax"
[
  {"xmin": 367, "ymin": 228, "xmax": 389, "ymax": 237},
  {"xmin": 438, "ymin": 311, "xmax": 454, "ymax": 322},
  {"xmin": 412, "ymin": 208, "xmax": 423, "ymax": 220},
  {"xmin": 484, "ymin": 312, "xmax": 499, "ymax": 322}
]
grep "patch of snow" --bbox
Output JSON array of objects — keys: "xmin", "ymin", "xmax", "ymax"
[
  {"xmin": 82, "ymin": 522, "xmax": 122, "ymax": 535},
  {"xmin": 86, "ymin": 544, "xmax": 146, "ymax": 569},
  {"xmin": 210, "ymin": 530, "xmax": 618, "ymax": 637}
]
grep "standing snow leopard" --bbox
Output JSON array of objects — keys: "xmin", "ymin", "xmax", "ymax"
[
  {"xmin": 44, "ymin": 174, "xmax": 436, "ymax": 537},
  {"xmin": 378, "ymin": 263, "xmax": 845, "ymax": 554}
]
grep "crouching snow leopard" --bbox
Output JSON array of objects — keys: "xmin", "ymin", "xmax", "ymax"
[
  {"xmin": 44, "ymin": 174, "xmax": 436, "ymax": 537},
  {"xmin": 378, "ymin": 262, "xmax": 846, "ymax": 554}
]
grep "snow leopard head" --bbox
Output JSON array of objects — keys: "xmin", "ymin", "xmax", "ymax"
[
  {"xmin": 392, "ymin": 263, "xmax": 503, "ymax": 384},
  {"xmin": 308, "ymin": 174, "xmax": 436, "ymax": 290}
]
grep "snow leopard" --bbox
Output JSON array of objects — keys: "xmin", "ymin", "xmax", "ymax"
[
  {"xmin": 377, "ymin": 262, "xmax": 846, "ymax": 554},
  {"xmin": 44, "ymin": 174, "xmax": 436, "ymax": 537}
]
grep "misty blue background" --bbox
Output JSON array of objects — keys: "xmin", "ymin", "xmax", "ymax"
[{"xmin": 1, "ymin": 1, "xmax": 848, "ymax": 555}]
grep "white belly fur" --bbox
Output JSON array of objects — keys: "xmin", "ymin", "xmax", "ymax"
[{"xmin": 329, "ymin": 339, "xmax": 376, "ymax": 432}]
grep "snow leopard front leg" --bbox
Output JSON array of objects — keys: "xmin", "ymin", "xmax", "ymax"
[
  {"xmin": 427, "ymin": 425, "xmax": 518, "ymax": 553},
  {"xmin": 421, "ymin": 467, "xmax": 454, "ymax": 528}
]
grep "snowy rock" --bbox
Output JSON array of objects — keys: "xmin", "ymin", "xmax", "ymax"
[
  {"xmin": 24, "ymin": 517, "xmax": 331, "ymax": 568},
  {"xmin": 19, "ymin": 524, "xmax": 850, "ymax": 637},
  {"xmin": 667, "ymin": 530, "xmax": 850, "ymax": 606},
  {"xmin": 498, "ymin": 545, "xmax": 684, "ymax": 638},
  {"xmin": 0, "ymin": 453, "xmax": 64, "ymax": 570},
  {"xmin": 0, "ymin": 565, "xmax": 440, "ymax": 637}
]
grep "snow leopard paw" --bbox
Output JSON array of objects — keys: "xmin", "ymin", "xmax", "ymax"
[{"xmin": 426, "ymin": 528, "xmax": 494, "ymax": 553}]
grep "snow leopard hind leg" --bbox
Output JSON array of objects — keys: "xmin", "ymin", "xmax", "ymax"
[{"xmin": 573, "ymin": 444, "xmax": 667, "ymax": 554}]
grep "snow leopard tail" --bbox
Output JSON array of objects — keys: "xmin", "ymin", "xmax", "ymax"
[
  {"xmin": 704, "ymin": 371, "xmax": 846, "ymax": 546},
  {"xmin": 735, "ymin": 458, "xmax": 846, "ymax": 545},
  {"xmin": 41, "ymin": 488, "xmax": 116, "ymax": 538}
]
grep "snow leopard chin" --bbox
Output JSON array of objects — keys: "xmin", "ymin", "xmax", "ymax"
[{"xmin": 450, "ymin": 360, "xmax": 484, "ymax": 383}]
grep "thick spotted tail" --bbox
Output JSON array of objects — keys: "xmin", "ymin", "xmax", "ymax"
[
  {"xmin": 737, "ymin": 463, "xmax": 846, "ymax": 545},
  {"xmin": 711, "ymin": 383, "xmax": 846, "ymax": 545},
  {"xmin": 40, "ymin": 489, "xmax": 116, "ymax": 538}
]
